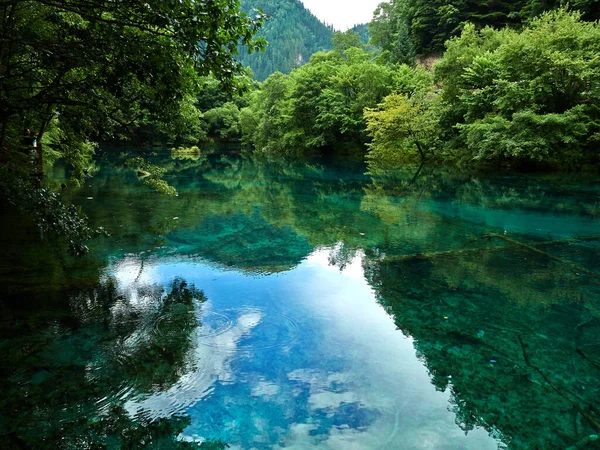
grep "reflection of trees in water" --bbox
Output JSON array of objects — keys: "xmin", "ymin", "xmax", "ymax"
[
  {"xmin": 58, "ymin": 150, "xmax": 600, "ymax": 275},
  {"xmin": 0, "ymin": 277, "xmax": 226, "ymax": 449},
  {"xmin": 366, "ymin": 164, "xmax": 600, "ymax": 218},
  {"xmin": 364, "ymin": 243, "xmax": 600, "ymax": 449}
]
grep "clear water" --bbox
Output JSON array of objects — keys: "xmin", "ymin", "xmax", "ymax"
[{"xmin": 1, "ymin": 147, "xmax": 599, "ymax": 449}]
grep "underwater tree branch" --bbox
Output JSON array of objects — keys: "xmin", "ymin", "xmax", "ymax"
[
  {"xmin": 383, "ymin": 234, "xmax": 600, "ymax": 282},
  {"xmin": 517, "ymin": 334, "xmax": 600, "ymax": 432}
]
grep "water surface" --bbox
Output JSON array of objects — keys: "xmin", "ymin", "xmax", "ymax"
[{"xmin": 1, "ymin": 147, "xmax": 599, "ymax": 449}]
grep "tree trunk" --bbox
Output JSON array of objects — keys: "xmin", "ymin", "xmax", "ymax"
[
  {"xmin": 413, "ymin": 137, "xmax": 425, "ymax": 165},
  {"xmin": 34, "ymin": 112, "xmax": 53, "ymax": 185},
  {"xmin": 34, "ymin": 140, "xmax": 43, "ymax": 187},
  {"xmin": 0, "ymin": 120, "xmax": 7, "ymax": 150}
]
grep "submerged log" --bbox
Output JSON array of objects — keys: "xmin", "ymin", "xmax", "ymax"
[{"xmin": 383, "ymin": 234, "xmax": 600, "ymax": 280}]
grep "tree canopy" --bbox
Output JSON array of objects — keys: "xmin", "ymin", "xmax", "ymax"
[
  {"xmin": 0, "ymin": 0, "xmax": 265, "ymax": 163},
  {"xmin": 239, "ymin": 9, "xmax": 599, "ymax": 170},
  {"xmin": 368, "ymin": 0, "xmax": 600, "ymax": 60},
  {"xmin": 0, "ymin": 0, "xmax": 265, "ymax": 253}
]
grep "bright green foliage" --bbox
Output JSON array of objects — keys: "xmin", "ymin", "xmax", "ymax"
[
  {"xmin": 365, "ymin": 93, "xmax": 438, "ymax": 166},
  {"xmin": 125, "ymin": 157, "xmax": 178, "ymax": 196},
  {"xmin": 194, "ymin": 72, "xmax": 258, "ymax": 142},
  {"xmin": 366, "ymin": 9, "xmax": 600, "ymax": 169},
  {"xmin": 392, "ymin": 65, "xmax": 435, "ymax": 97},
  {"xmin": 241, "ymin": 72, "xmax": 296, "ymax": 152},
  {"xmin": 332, "ymin": 30, "xmax": 366, "ymax": 52},
  {"xmin": 239, "ymin": 0, "xmax": 334, "ymax": 81},
  {"xmin": 242, "ymin": 47, "xmax": 398, "ymax": 153},
  {"xmin": 435, "ymin": 10, "xmax": 600, "ymax": 166},
  {"xmin": 244, "ymin": 8, "xmax": 599, "ymax": 169}
]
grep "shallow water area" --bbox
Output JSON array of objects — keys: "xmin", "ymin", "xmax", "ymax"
[{"xmin": 1, "ymin": 147, "xmax": 599, "ymax": 449}]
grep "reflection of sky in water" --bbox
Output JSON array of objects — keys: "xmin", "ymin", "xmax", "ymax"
[{"xmin": 116, "ymin": 248, "xmax": 499, "ymax": 449}]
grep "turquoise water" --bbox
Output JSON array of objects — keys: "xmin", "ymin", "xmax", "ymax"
[{"xmin": 1, "ymin": 147, "xmax": 599, "ymax": 449}]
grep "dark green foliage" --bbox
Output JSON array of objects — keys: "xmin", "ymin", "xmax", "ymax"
[
  {"xmin": 202, "ymin": 103, "xmax": 243, "ymax": 140},
  {"xmin": 366, "ymin": 242, "xmax": 600, "ymax": 449},
  {"xmin": 0, "ymin": 165, "xmax": 102, "ymax": 256},
  {"xmin": 0, "ymin": 0, "xmax": 264, "ymax": 252},
  {"xmin": 350, "ymin": 23, "xmax": 371, "ymax": 45},
  {"xmin": 369, "ymin": 0, "xmax": 600, "ymax": 58},
  {"xmin": 0, "ymin": 277, "xmax": 218, "ymax": 449},
  {"xmin": 238, "ymin": 0, "xmax": 334, "ymax": 81},
  {"xmin": 369, "ymin": 1, "xmax": 417, "ymax": 65},
  {"xmin": 0, "ymin": 0, "xmax": 265, "ymax": 156}
]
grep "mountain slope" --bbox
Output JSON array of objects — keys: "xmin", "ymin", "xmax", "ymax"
[
  {"xmin": 350, "ymin": 23, "xmax": 370, "ymax": 45},
  {"xmin": 240, "ymin": 0, "xmax": 334, "ymax": 81}
]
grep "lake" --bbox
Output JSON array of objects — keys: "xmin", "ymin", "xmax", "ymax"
[{"xmin": 1, "ymin": 146, "xmax": 599, "ymax": 449}]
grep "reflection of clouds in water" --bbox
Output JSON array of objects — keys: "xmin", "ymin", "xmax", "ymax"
[
  {"xmin": 251, "ymin": 380, "xmax": 280, "ymax": 398},
  {"xmin": 239, "ymin": 249, "xmax": 498, "ymax": 449},
  {"xmin": 103, "ymin": 256, "xmax": 160, "ymax": 309},
  {"xmin": 306, "ymin": 246, "xmax": 366, "ymax": 282},
  {"xmin": 272, "ymin": 365, "xmax": 495, "ymax": 450},
  {"xmin": 288, "ymin": 369, "xmax": 356, "ymax": 410},
  {"xmin": 121, "ymin": 249, "xmax": 499, "ymax": 449},
  {"xmin": 124, "ymin": 309, "xmax": 263, "ymax": 420},
  {"xmin": 110, "ymin": 256, "xmax": 157, "ymax": 289}
]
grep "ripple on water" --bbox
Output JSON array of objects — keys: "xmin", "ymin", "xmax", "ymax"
[
  {"xmin": 197, "ymin": 307, "xmax": 300, "ymax": 355},
  {"xmin": 113, "ymin": 307, "xmax": 301, "ymax": 421},
  {"xmin": 196, "ymin": 311, "xmax": 235, "ymax": 338},
  {"xmin": 96, "ymin": 384, "xmax": 135, "ymax": 412}
]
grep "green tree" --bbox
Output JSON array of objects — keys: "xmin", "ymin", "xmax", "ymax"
[
  {"xmin": 242, "ymin": 47, "xmax": 398, "ymax": 154},
  {"xmin": 369, "ymin": 1, "xmax": 416, "ymax": 65},
  {"xmin": 203, "ymin": 103, "xmax": 243, "ymax": 139},
  {"xmin": 332, "ymin": 30, "xmax": 365, "ymax": 52},
  {"xmin": 368, "ymin": 0, "xmax": 600, "ymax": 58},
  {"xmin": 365, "ymin": 93, "xmax": 438, "ymax": 166},
  {"xmin": 0, "ymin": 0, "xmax": 265, "ymax": 173},
  {"xmin": 435, "ymin": 9, "xmax": 600, "ymax": 167}
]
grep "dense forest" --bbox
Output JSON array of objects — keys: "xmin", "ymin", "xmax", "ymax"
[
  {"xmin": 235, "ymin": 2, "xmax": 600, "ymax": 171},
  {"xmin": 350, "ymin": 23, "xmax": 370, "ymax": 45},
  {"xmin": 238, "ymin": 0, "xmax": 334, "ymax": 80},
  {"xmin": 0, "ymin": 0, "xmax": 266, "ymax": 253},
  {"xmin": 370, "ymin": 0, "xmax": 600, "ymax": 60}
]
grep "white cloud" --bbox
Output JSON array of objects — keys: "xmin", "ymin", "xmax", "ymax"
[{"xmin": 300, "ymin": 0, "xmax": 385, "ymax": 30}]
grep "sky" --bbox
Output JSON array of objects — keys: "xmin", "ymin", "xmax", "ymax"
[{"xmin": 300, "ymin": 0, "xmax": 384, "ymax": 30}]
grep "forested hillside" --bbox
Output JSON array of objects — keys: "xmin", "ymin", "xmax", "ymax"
[
  {"xmin": 239, "ymin": 0, "xmax": 334, "ymax": 80},
  {"xmin": 370, "ymin": 0, "xmax": 600, "ymax": 62},
  {"xmin": 350, "ymin": 23, "xmax": 370, "ymax": 44},
  {"xmin": 239, "ymin": 9, "xmax": 600, "ymax": 170}
]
